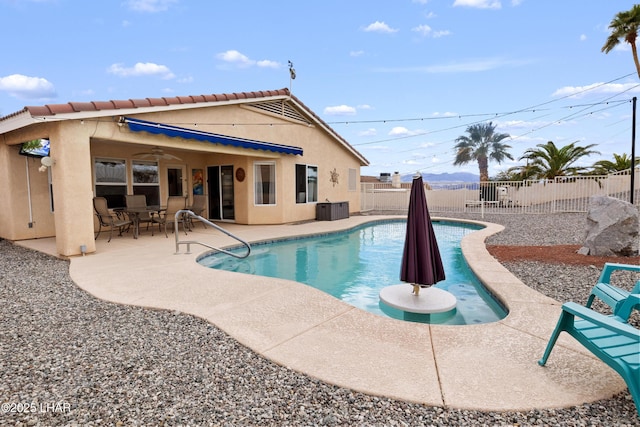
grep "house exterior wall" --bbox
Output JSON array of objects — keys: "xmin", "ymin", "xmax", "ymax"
[
  {"xmin": 0, "ymin": 124, "xmax": 56, "ymax": 241},
  {"xmin": 0, "ymin": 99, "xmax": 364, "ymax": 255}
]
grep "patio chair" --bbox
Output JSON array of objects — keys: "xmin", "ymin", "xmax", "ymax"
[
  {"xmin": 93, "ymin": 197, "xmax": 132, "ymax": 242},
  {"xmin": 152, "ymin": 196, "xmax": 188, "ymax": 237},
  {"xmin": 187, "ymin": 194, "xmax": 207, "ymax": 229},
  {"xmin": 538, "ymin": 300, "xmax": 640, "ymax": 416},
  {"xmin": 125, "ymin": 194, "xmax": 154, "ymax": 234},
  {"xmin": 586, "ymin": 263, "xmax": 640, "ymax": 322}
]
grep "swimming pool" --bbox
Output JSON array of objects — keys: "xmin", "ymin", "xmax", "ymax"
[{"xmin": 198, "ymin": 220, "xmax": 507, "ymax": 325}]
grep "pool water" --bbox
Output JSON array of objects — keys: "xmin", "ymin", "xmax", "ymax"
[{"xmin": 198, "ymin": 220, "xmax": 507, "ymax": 325}]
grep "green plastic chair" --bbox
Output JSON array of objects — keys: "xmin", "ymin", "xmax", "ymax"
[{"xmin": 538, "ymin": 301, "xmax": 640, "ymax": 416}]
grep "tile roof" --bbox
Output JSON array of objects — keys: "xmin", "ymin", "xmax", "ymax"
[
  {"xmin": 0, "ymin": 88, "xmax": 369, "ymax": 165},
  {"xmin": 2, "ymin": 89, "xmax": 290, "ymax": 120}
]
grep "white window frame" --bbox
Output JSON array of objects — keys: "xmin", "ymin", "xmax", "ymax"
[
  {"xmin": 296, "ymin": 163, "xmax": 318, "ymax": 204},
  {"xmin": 254, "ymin": 161, "xmax": 276, "ymax": 206},
  {"xmin": 94, "ymin": 157, "xmax": 127, "ymax": 208},
  {"xmin": 131, "ymin": 160, "xmax": 160, "ymax": 205}
]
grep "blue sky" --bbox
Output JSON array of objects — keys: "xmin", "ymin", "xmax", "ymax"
[{"xmin": 1, "ymin": 0, "xmax": 639, "ymax": 178}]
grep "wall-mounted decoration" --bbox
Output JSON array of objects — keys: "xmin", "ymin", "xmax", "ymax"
[
  {"xmin": 329, "ymin": 168, "xmax": 339, "ymax": 187},
  {"xmin": 235, "ymin": 167, "xmax": 246, "ymax": 182},
  {"xmin": 192, "ymin": 168, "xmax": 204, "ymax": 195}
]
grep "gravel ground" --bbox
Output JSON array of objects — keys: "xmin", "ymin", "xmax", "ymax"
[{"xmin": 1, "ymin": 213, "xmax": 639, "ymax": 426}]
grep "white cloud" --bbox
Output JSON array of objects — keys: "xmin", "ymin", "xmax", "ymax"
[
  {"xmin": 357, "ymin": 104, "xmax": 373, "ymax": 110},
  {"xmin": 388, "ymin": 126, "xmax": 425, "ymax": 136},
  {"xmin": 389, "ymin": 126, "xmax": 411, "ymax": 136},
  {"xmin": 552, "ymin": 82, "xmax": 640, "ymax": 98},
  {"xmin": 256, "ymin": 59, "xmax": 280, "ymax": 69},
  {"xmin": 412, "ymin": 24, "xmax": 432, "ymax": 37},
  {"xmin": 412, "ymin": 24, "xmax": 451, "ymax": 38},
  {"xmin": 350, "ymin": 50, "xmax": 365, "ymax": 57},
  {"xmin": 177, "ymin": 76, "xmax": 193, "ymax": 83},
  {"xmin": 323, "ymin": 105, "xmax": 357, "ymax": 115},
  {"xmin": 580, "ymin": 34, "xmax": 587, "ymax": 41},
  {"xmin": 216, "ymin": 50, "xmax": 281, "ymax": 69},
  {"xmin": 0, "ymin": 74, "xmax": 56, "ymax": 99},
  {"xmin": 432, "ymin": 111, "xmax": 458, "ymax": 117},
  {"xmin": 216, "ymin": 50, "xmax": 253, "ymax": 67},
  {"xmin": 453, "ymin": 0, "xmax": 501, "ymax": 9},
  {"xmin": 363, "ymin": 21, "xmax": 398, "ymax": 34},
  {"xmin": 433, "ymin": 30, "xmax": 451, "ymax": 38},
  {"xmin": 358, "ymin": 128, "xmax": 378, "ymax": 137},
  {"xmin": 107, "ymin": 62, "xmax": 175, "ymax": 79},
  {"xmin": 125, "ymin": 0, "xmax": 178, "ymax": 13}
]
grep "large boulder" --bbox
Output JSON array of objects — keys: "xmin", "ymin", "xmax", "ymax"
[{"xmin": 579, "ymin": 195, "xmax": 639, "ymax": 257}]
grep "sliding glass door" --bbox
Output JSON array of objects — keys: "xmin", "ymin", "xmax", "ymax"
[{"xmin": 207, "ymin": 165, "xmax": 235, "ymax": 221}]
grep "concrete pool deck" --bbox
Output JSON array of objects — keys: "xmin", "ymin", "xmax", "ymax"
[{"xmin": 18, "ymin": 215, "xmax": 628, "ymax": 412}]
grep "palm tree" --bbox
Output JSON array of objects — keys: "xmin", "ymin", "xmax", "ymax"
[
  {"xmin": 518, "ymin": 141, "xmax": 600, "ymax": 179},
  {"xmin": 453, "ymin": 122, "xmax": 513, "ymax": 182},
  {"xmin": 602, "ymin": 5, "xmax": 640, "ymax": 80},
  {"xmin": 503, "ymin": 162, "xmax": 539, "ymax": 181},
  {"xmin": 591, "ymin": 152, "xmax": 639, "ymax": 174}
]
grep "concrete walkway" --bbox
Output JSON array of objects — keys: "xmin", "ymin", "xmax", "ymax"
[{"xmin": 19, "ymin": 215, "xmax": 626, "ymax": 412}]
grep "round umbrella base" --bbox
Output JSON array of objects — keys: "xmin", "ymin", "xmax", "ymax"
[{"xmin": 379, "ymin": 284, "xmax": 457, "ymax": 314}]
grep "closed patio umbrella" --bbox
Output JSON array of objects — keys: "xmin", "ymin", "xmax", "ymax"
[{"xmin": 400, "ymin": 174, "xmax": 445, "ymax": 295}]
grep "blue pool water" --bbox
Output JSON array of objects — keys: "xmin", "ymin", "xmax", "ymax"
[{"xmin": 198, "ymin": 220, "xmax": 507, "ymax": 325}]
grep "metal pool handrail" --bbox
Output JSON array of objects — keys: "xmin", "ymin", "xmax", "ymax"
[{"xmin": 174, "ymin": 209, "xmax": 251, "ymax": 258}]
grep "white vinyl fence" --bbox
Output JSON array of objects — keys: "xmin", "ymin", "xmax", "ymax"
[{"xmin": 361, "ymin": 168, "xmax": 640, "ymax": 215}]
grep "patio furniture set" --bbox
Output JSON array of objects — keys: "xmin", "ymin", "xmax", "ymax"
[{"xmin": 93, "ymin": 194, "xmax": 206, "ymax": 242}]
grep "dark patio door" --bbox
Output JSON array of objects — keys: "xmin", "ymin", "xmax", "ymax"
[{"xmin": 208, "ymin": 165, "xmax": 235, "ymax": 220}]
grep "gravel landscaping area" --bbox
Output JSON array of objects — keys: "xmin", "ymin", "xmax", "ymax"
[{"xmin": 1, "ymin": 212, "xmax": 639, "ymax": 426}]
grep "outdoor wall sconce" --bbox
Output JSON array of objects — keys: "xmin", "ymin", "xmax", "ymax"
[{"xmin": 38, "ymin": 156, "xmax": 54, "ymax": 172}]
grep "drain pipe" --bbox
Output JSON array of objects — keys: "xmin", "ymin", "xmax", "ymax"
[{"xmin": 25, "ymin": 157, "xmax": 34, "ymax": 227}]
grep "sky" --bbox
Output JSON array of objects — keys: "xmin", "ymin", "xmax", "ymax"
[{"xmin": 1, "ymin": 0, "xmax": 640, "ymax": 178}]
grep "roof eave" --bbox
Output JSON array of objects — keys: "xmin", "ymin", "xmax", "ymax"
[{"xmin": 0, "ymin": 110, "xmax": 40, "ymax": 134}]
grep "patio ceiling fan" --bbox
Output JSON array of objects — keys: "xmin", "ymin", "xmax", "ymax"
[{"xmin": 132, "ymin": 146, "xmax": 182, "ymax": 161}]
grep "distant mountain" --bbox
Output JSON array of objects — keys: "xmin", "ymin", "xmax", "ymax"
[{"xmin": 401, "ymin": 172, "xmax": 479, "ymax": 183}]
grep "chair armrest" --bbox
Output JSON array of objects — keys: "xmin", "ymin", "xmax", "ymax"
[{"xmin": 562, "ymin": 302, "xmax": 640, "ymax": 340}]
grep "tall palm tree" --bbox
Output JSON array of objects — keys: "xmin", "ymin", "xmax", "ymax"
[
  {"xmin": 591, "ymin": 152, "xmax": 639, "ymax": 174},
  {"xmin": 602, "ymin": 5, "xmax": 640, "ymax": 80},
  {"xmin": 518, "ymin": 141, "xmax": 600, "ymax": 179},
  {"xmin": 453, "ymin": 122, "xmax": 513, "ymax": 182}
]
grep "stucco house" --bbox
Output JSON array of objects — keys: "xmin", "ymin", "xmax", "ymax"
[{"xmin": 0, "ymin": 88, "xmax": 368, "ymax": 257}]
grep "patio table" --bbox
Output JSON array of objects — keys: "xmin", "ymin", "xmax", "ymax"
[{"xmin": 123, "ymin": 206, "xmax": 164, "ymax": 238}]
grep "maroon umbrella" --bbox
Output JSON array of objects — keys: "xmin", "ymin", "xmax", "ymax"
[{"xmin": 400, "ymin": 175, "xmax": 445, "ymax": 295}]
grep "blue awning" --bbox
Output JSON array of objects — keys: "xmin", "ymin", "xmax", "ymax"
[{"xmin": 123, "ymin": 117, "xmax": 303, "ymax": 156}]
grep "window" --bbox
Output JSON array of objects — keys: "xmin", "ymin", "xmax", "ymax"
[
  {"xmin": 95, "ymin": 158, "xmax": 127, "ymax": 208},
  {"xmin": 348, "ymin": 168, "xmax": 357, "ymax": 192},
  {"xmin": 132, "ymin": 160, "xmax": 160, "ymax": 206},
  {"xmin": 296, "ymin": 164, "xmax": 318, "ymax": 203},
  {"xmin": 254, "ymin": 162, "xmax": 276, "ymax": 205}
]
